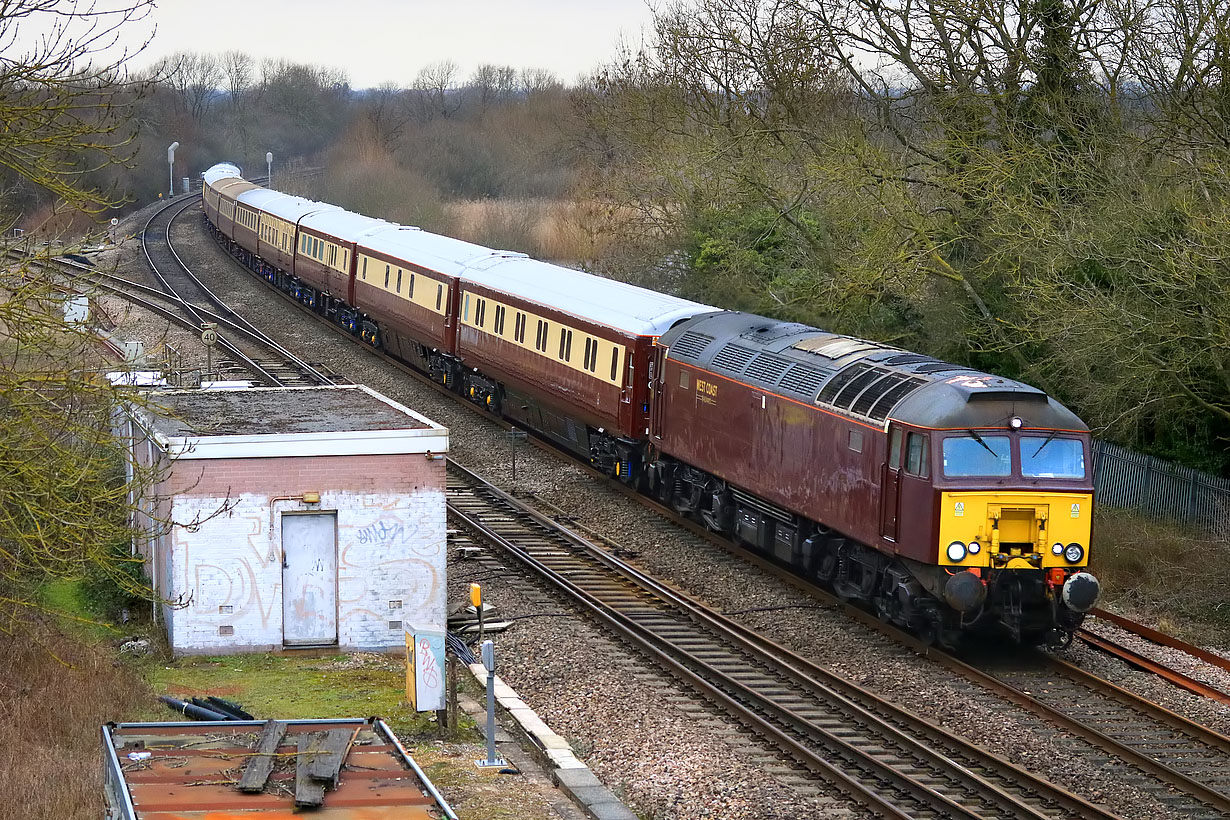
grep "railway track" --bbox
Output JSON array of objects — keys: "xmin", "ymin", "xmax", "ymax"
[
  {"xmin": 447, "ymin": 460, "xmax": 1121, "ymax": 820},
  {"xmin": 179, "ymin": 192, "xmax": 1230, "ymax": 816},
  {"xmin": 1078, "ymin": 610, "xmax": 1230, "ymax": 706}
]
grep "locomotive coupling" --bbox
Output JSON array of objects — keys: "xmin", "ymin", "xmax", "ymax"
[
  {"xmin": 943, "ymin": 570, "xmax": 987, "ymax": 612},
  {"xmin": 1061, "ymin": 571, "xmax": 1101, "ymax": 612}
]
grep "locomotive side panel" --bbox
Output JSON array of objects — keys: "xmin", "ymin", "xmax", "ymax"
[{"xmin": 656, "ymin": 355, "xmax": 884, "ymax": 546}]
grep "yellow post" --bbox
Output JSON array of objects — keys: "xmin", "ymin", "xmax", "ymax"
[{"xmin": 470, "ymin": 583, "xmax": 484, "ymax": 644}]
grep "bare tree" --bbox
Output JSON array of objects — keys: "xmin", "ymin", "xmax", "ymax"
[
  {"xmin": 469, "ymin": 63, "xmax": 518, "ymax": 110},
  {"xmin": 412, "ymin": 59, "xmax": 460, "ymax": 120},
  {"xmin": 520, "ymin": 66, "xmax": 561, "ymax": 95},
  {"xmin": 220, "ymin": 50, "xmax": 254, "ymax": 110}
]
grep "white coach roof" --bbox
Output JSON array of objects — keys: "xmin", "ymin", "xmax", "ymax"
[
  {"xmin": 359, "ymin": 224, "xmax": 499, "ymax": 277},
  {"xmin": 203, "ymin": 163, "xmax": 242, "ymax": 187},
  {"xmin": 301, "ymin": 209, "xmax": 388, "ymax": 239},
  {"xmin": 256, "ymin": 192, "xmax": 339, "ymax": 223},
  {"xmin": 461, "ymin": 255, "xmax": 714, "ymax": 336}
]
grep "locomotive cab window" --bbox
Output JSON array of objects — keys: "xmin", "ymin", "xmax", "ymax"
[
  {"xmin": 888, "ymin": 427, "xmax": 903, "ymax": 468},
  {"xmin": 1021, "ymin": 436, "xmax": 1085, "ymax": 479},
  {"xmin": 906, "ymin": 433, "xmax": 930, "ymax": 477},
  {"xmin": 942, "ymin": 434, "xmax": 1009, "ymax": 477}
]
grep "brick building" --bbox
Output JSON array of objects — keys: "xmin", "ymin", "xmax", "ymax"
[{"xmin": 124, "ymin": 385, "xmax": 449, "ymax": 656}]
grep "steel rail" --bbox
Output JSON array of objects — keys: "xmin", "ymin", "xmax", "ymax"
[
  {"xmin": 1090, "ymin": 608, "xmax": 1230, "ymax": 674},
  {"xmin": 1077, "ymin": 628, "xmax": 1230, "ymax": 706},
  {"xmin": 447, "ymin": 460, "xmax": 1123, "ymax": 820},
  {"xmin": 136, "ymin": 194, "xmax": 334, "ymax": 386}
]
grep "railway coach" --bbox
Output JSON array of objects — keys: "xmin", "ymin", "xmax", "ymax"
[{"xmin": 200, "ymin": 163, "xmax": 1100, "ymax": 646}]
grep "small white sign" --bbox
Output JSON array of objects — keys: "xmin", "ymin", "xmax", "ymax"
[
  {"xmin": 954, "ymin": 501, "xmax": 965, "ymax": 517},
  {"xmin": 1071, "ymin": 503, "xmax": 1081, "ymax": 518}
]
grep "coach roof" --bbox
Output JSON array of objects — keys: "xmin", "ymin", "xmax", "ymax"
[
  {"xmin": 461, "ymin": 254, "xmax": 716, "ymax": 336},
  {"xmin": 203, "ymin": 162, "xmax": 242, "ymax": 187},
  {"xmin": 301, "ymin": 208, "xmax": 387, "ymax": 239},
  {"xmin": 359, "ymin": 224, "xmax": 496, "ymax": 276}
]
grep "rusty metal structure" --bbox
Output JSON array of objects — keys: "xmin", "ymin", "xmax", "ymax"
[{"xmin": 103, "ymin": 718, "xmax": 457, "ymax": 820}]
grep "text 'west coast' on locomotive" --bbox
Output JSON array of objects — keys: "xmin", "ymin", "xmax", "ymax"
[{"xmin": 202, "ymin": 163, "xmax": 1101, "ymax": 646}]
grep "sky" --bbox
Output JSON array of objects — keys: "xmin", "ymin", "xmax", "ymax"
[{"xmin": 97, "ymin": 0, "xmax": 660, "ymax": 88}]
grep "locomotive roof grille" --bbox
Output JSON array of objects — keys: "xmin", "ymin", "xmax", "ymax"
[
  {"xmin": 816, "ymin": 361, "xmax": 871, "ymax": 404},
  {"xmin": 670, "ymin": 331, "xmax": 715, "ymax": 359},
  {"xmin": 778, "ymin": 363, "xmax": 830, "ymax": 398},
  {"xmin": 833, "ymin": 366, "xmax": 889, "ymax": 408},
  {"xmin": 868, "ymin": 376, "xmax": 927, "ymax": 420},
  {"xmin": 851, "ymin": 371, "xmax": 908, "ymax": 416},
  {"xmin": 712, "ymin": 343, "xmax": 758, "ymax": 373},
  {"xmin": 744, "ymin": 352, "xmax": 794, "ymax": 385}
]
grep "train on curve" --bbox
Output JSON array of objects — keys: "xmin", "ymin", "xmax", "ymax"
[{"xmin": 202, "ymin": 163, "xmax": 1101, "ymax": 647}]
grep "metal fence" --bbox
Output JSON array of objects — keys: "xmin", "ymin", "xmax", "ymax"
[{"xmin": 1092, "ymin": 440, "xmax": 1230, "ymax": 537}]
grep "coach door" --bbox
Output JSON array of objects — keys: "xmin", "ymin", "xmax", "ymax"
[
  {"xmin": 282, "ymin": 512, "xmax": 338, "ymax": 646},
  {"xmin": 881, "ymin": 426, "xmax": 903, "ymax": 541}
]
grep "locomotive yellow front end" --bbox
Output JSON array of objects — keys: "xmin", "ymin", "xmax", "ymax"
[{"xmin": 930, "ymin": 427, "xmax": 1101, "ymax": 642}]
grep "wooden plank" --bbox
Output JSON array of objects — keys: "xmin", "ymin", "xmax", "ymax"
[
  {"xmin": 305, "ymin": 726, "xmax": 359, "ymax": 789},
  {"xmin": 235, "ymin": 720, "xmax": 287, "ymax": 794},
  {"xmin": 294, "ymin": 733, "xmax": 326, "ymax": 807}
]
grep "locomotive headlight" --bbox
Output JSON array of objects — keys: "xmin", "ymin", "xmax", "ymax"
[
  {"xmin": 1063, "ymin": 543, "xmax": 1085, "ymax": 563},
  {"xmin": 1051, "ymin": 542, "xmax": 1064, "ymax": 556},
  {"xmin": 967, "ymin": 541, "xmax": 981, "ymax": 554},
  {"xmin": 946, "ymin": 541, "xmax": 967, "ymax": 562}
]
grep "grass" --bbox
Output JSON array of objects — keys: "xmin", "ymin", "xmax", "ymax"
[
  {"xmin": 142, "ymin": 651, "xmax": 440, "ymax": 740},
  {"xmin": 1091, "ymin": 507, "xmax": 1230, "ymax": 646}
]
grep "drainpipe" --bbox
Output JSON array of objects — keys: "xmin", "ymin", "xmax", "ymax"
[{"xmin": 268, "ymin": 492, "xmax": 321, "ymax": 563}]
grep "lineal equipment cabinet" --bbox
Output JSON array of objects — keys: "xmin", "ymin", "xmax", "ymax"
[{"xmin": 122, "ymin": 384, "xmax": 449, "ymax": 655}]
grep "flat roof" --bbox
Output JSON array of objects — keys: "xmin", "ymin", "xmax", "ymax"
[
  {"xmin": 139, "ymin": 385, "xmax": 449, "ymax": 460},
  {"xmin": 104, "ymin": 718, "xmax": 455, "ymax": 820}
]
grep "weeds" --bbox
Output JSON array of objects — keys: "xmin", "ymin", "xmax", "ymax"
[{"xmin": 1092, "ymin": 508, "xmax": 1230, "ymax": 646}]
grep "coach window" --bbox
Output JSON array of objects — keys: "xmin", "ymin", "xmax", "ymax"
[
  {"xmin": 558, "ymin": 329, "xmax": 573, "ymax": 361},
  {"xmin": 384, "ymin": 265, "xmax": 390, "ymax": 288},
  {"xmin": 477, "ymin": 299, "xmax": 486, "ymax": 328},
  {"xmin": 409, "ymin": 273, "xmax": 415, "ymax": 297},
  {"xmin": 905, "ymin": 433, "xmax": 930, "ymax": 478},
  {"xmin": 610, "ymin": 348, "xmax": 620, "ymax": 381},
  {"xmin": 396, "ymin": 270, "xmax": 402, "ymax": 293},
  {"xmin": 514, "ymin": 312, "xmax": 526, "ymax": 343},
  {"xmin": 436, "ymin": 284, "xmax": 443, "ymax": 311},
  {"xmin": 494, "ymin": 305, "xmax": 506, "ymax": 335},
  {"xmin": 361, "ymin": 257, "xmax": 368, "ymax": 280}
]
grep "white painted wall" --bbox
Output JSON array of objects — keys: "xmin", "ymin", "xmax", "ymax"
[{"xmin": 164, "ymin": 487, "xmax": 446, "ymax": 655}]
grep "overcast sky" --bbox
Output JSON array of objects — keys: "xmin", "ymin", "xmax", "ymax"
[{"xmin": 113, "ymin": 0, "xmax": 658, "ymax": 88}]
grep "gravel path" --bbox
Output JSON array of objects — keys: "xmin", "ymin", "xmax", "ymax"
[{"xmin": 96, "ymin": 211, "xmax": 1230, "ymax": 820}]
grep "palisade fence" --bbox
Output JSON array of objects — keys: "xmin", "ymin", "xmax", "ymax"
[{"xmin": 1092, "ymin": 440, "xmax": 1230, "ymax": 537}]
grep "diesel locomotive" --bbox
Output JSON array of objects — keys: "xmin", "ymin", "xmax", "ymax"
[{"xmin": 202, "ymin": 163, "xmax": 1100, "ymax": 645}]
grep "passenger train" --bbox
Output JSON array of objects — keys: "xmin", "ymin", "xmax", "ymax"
[{"xmin": 202, "ymin": 163, "xmax": 1101, "ymax": 646}]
